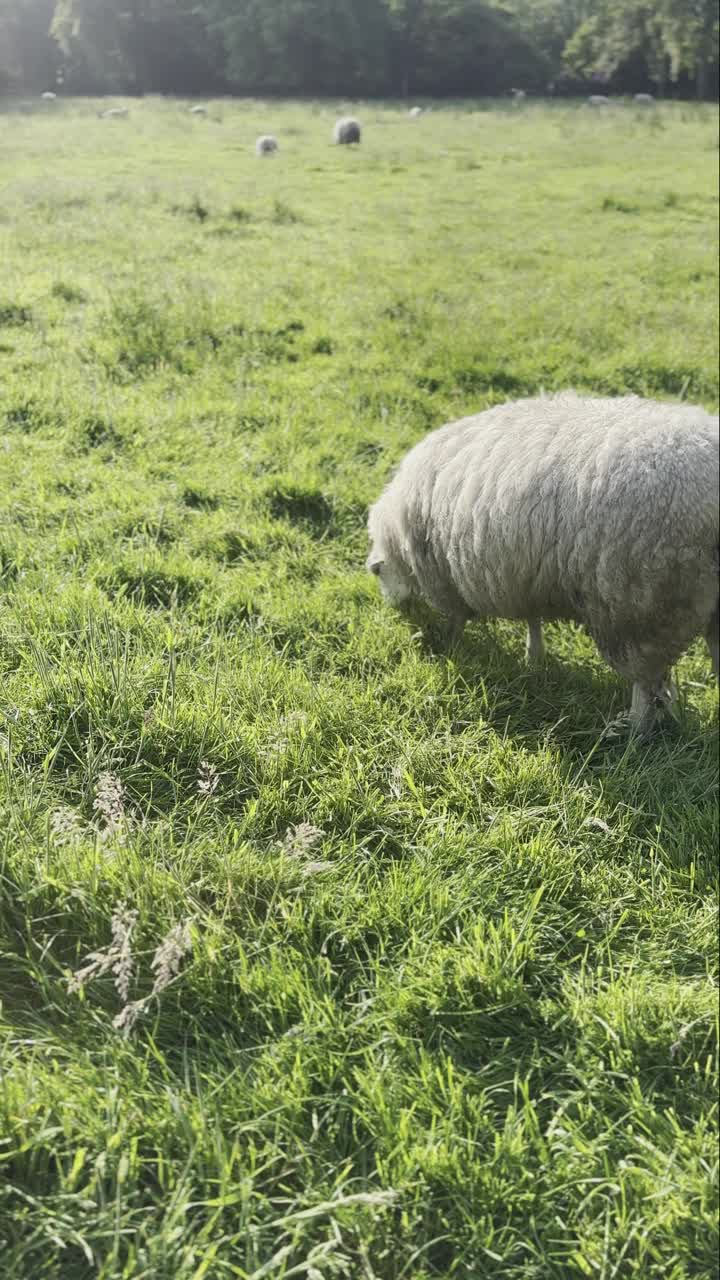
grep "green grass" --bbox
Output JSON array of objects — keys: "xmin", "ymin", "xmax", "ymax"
[{"xmin": 0, "ymin": 94, "xmax": 718, "ymax": 1279}]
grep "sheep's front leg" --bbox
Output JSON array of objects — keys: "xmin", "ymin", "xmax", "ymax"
[
  {"xmin": 444, "ymin": 613, "xmax": 467, "ymax": 649},
  {"xmin": 628, "ymin": 682, "xmax": 658, "ymax": 737},
  {"xmin": 525, "ymin": 619, "xmax": 545, "ymax": 665}
]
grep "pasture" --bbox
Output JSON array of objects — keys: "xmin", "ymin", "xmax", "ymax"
[{"xmin": 0, "ymin": 97, "xmax": 718, "ymax": 1278}]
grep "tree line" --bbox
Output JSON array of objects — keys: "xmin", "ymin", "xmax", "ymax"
[{"xmin": 1, "ymin": 0, "xmax": 717, "ymax": 100}]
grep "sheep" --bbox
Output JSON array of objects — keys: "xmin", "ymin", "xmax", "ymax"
[
  {"xmin": 189, "ymin": 105, "xmax": 208, "ymax": 116},
  {"xmin": 588, "ymin": 95, "xmax": 611, "ymax": 107},
  {"xmin": 510, "ymin": 88, "xmax": 526, "ymax": 103},
  {"xmin": 255, "ymin": 134, "xmax": 278, "ymax": 155},
  {"xmin": 333, "ymin": 117, "xmax": 361, "ymax": 145},
  {"xmin": 633, "ymin": 93, "xmax": 655, "ymax": 106},
  {"xmin": 100, "ymin": 107, "xmax": 129, "ymax": 119},
  {"xmin": 41, "ymin": 91, "xmax": 57, "ymax": 100},
  {"xmin": 367, "ymin": 392, "xmax": 719, "ymax": 736},
  {"xmin": 408, "ymin": 106, "xmax": 423, "ymax": 118}
]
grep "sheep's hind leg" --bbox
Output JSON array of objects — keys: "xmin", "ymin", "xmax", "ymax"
[{"xmin": 525, "ymin": 620, "xmax": 545, "ymax": 665}]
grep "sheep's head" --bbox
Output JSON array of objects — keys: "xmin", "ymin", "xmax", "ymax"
[{"xmin": 366, "ymin": 545, "xmax": 418, "ymax": 607}]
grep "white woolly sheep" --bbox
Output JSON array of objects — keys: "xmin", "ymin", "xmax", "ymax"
[
  {"xmin": 367, "ymin": 392, "xmax": 719, "ymax": 735},
  {"xmin": 408, "ymin": 106, "xmax": 423, "ymax": 118},
  {"xmin": 189, "ymin": 105, "xmax": 208, "ymax": 115},
  {"xmin": 633, "ymin": 93, "xmax": 655, "ymax": 105},
  {"xmin": 588, "ymin": 95, "xmax": 611, "ymax": 107},
  {"xmin": 101, "ymin": 107, "xmax": 129, "ymax": 119},
  {"xmin": 255, "ymin": 134, "xmax": 278, "ymax": 155},
  {"xmin": 510, "ymin": 88, "xmax": 526, "ymax": 102},
  {"xmin": 41, "ymin": 91, "xmax": 57, "ymax": 100},
  {"xmin": 333, "ymin": 116, "xmax": 361, "ymax": 145}
]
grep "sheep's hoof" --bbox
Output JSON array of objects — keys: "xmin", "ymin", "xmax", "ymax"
[
  {"xmin": 444, "ymin": 618, "xmax": 467, "ymax": 650},
  {"xmin": 409, "ymin": 622, "xmax": 445, "ymax": 654},
  {"xmin": 601, "ymin": 679, "xmax": 679, "ymax": 741},
  {"xmin": 525, "ymin": 646, "xmax": 546, "ymax": 668},
  {"xmin": 602, "ymin": 702, "xmax": 680, "ymax": 742},
  {"xmin": 601, "ymin": 712, "xmax": 656, "ymax": 742},
  {"xmin": 600, "ymin": 714, "xmax": 627, "ymax": 741}
]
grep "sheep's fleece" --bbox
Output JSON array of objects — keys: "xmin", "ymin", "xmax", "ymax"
[{"xmin": 367, "ymin": 392, "xmax": 719, "ymax": 732}]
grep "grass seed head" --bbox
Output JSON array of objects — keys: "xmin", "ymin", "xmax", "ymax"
[
  {"xmin": 49, "ymin": 807, "xmax": 84, "ymax": 846},
  {"xmin": 93, "ymin": 771, "xmax": 126, "ymax": 839},
  {"xmin": 112, "ymin": 999, "xmax": 146, "ymax": 1036},
  {"xmin": 197, "ymin": 760, "xmax": 219, "ymax": 795},
  {"xmin": 150, "ymin": 920, "xmax": 193, "ymax": 995},
  {"xmin": 282, "ymin": 822, "xmax": 325, "ymax": 857},
  {"xmin": 68, "ymin": 902, "xmax": 138, "ymax": 1000}
]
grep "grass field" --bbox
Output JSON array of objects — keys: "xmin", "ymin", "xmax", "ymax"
[{"xmin": 0, "ymin": 95, "xmax": 718, "ymax": 1279}]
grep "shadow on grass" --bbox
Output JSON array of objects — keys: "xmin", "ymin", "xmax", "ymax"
[{"xmin": 428, "ymin": 617, "xmax": 716, "ymax": 754}]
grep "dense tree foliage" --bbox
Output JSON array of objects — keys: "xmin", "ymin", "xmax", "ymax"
[
  {"xmin": 1, "ymin": 0, "xmax": 717, "ymax": 98},
  {"xmin": 50, "ymin": 0, "xmax": 225, "ymax": 94},
  {"xmin": 206, "ymin": 0, "xmax": 391, "ymax": 95},
  {"xmin": 564, "ymin": 0, "xmax": 719, "ymax": 98},
  {"xmin": 0, "ymin": 0, "xmax": 58, "ymax": 92}
]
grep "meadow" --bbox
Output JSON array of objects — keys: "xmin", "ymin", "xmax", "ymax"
[{"xmin": 0, "ymin": 95, "xmax": 718, "ymax": 1279}]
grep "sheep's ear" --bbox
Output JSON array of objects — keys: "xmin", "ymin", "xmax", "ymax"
[{"xmin": 368, "ymin": 557, "xmax": 384, "ymax": 575}]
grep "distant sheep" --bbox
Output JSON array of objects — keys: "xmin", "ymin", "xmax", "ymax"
[
  {"xmin": 408, "ymin": 106, "xmax": 423, "ymax": 118},
  {"xmin": 41, "ymin": 91, "xmax": 57, "ymax": 100},
  {"xmin": 510, "ymin": 88, "xmax": 526, "ymax": 102},
  {"xmin": 255, "ymin": 135, "xmax": 278, "ymax": 155},
  {"xmin": 588, "ymin": 95, "xmax": 611, "ymax": 107},
  {"xmin": 101, "ymin": 107, "xmax": 129, "ymax": 119},
  {"xmin": 633, "ymin": 93, "xmax": 655, "ymax": 105},
  {"xmin": 189, "ymin": 105, "xmax": 207, "ymax": 116},
  {"xmin": 333, "ymin": 117, "xmax": 361, "ymax": 145},
  {"xmin": 367, "ymin": 392, "xmax": 719, "ymax": 736}
]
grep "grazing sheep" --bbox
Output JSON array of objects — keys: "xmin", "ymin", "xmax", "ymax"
[
  {"xmin": 101, "ymin": 107, "xmax": 129, "ymax": 119},
  {"xmin": 408, "ymin": 106, "xmax": 423, "ymax": 118},
  {"xmin": 189, "ymin": 105, "xmax": 207, "ymax": 115},
  {"xmin": 510, "ymin": 88, "xmax": 526, "ymax": 102},
  {"xmin": 633, "ymin": 93, "xmax": 655, "ymax": 105},
  {"xmin": 255, "ymin": 134, "xmax": 278, "ymax": 155},
  {"xmin": 588, "ymin": 95, "xmax": 611, "ymax": 107},
  {"xmin": 333, "ymin": 116, "xmax": 361, "ymax": 145},
  {"xmin": 367, "ymin": 392, "xmax": 719, "ymax": 735},
  {"xmin": 41, "ymin": 91, "xmax": 57, "ymax": 100}
]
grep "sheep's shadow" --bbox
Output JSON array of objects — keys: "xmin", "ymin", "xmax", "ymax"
[
  {"xmin": 410, "ymin": 618, "xmax": 719, "ymax": 929},
  {"xmin": 416, "ymin": 616, "xmax": 717, "ymax": 762}
]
